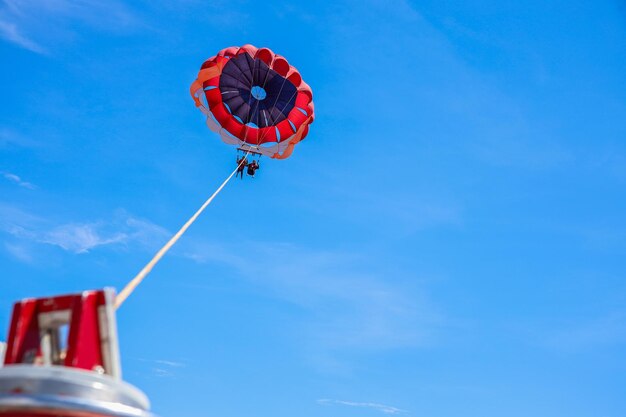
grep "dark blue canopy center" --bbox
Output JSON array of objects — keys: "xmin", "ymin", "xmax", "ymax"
[{"xmin": 219, "ymin": 53, "xmax": 297, "ymax": 128}]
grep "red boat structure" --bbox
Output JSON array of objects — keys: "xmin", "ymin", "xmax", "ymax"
[{"xmin": 0, "ymin": 289, "xmax": 154, "ymax": 417}]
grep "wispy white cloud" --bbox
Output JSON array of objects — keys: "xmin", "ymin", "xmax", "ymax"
[
  {"xmin": 124, "ymin": 216, "xmax": 170, "ymax": 249},
  {"xmin": 0, "ymin": 0, "xmax": 141, "ymax": 54},
  {"xmin": 185, "ymin": 240, "xmax": 442, "ymax": 352},
  {"xmin": 3, "ymin": 242, "xmax": 33, "ymax": 263},
  {"xmin": 0, "ymin": 203, "xmax": 169, "ymax": 256},
  {"xmin": 153, "ymin": 359, "xmax": 186, "ymax": 367},
  {"xmin": 0, "ymin": 18, "xmax": 45, "ymax": 53},
  {"xmin": 0, "ymin": 202, "xmax": 442, "ymax": 357},
  {"xmin": 151, "ymin": 368, "xmax": 175, "ymax": 377},
  {"xmin": 152, "ymin": 359, "xmax": 185, "ymax": 377},
  {"xmin": 136, "ymin": 358, "xmax": 186, "ymax": 378},
  {"xmin": 2, "ymin": 172, "xmax": 35, "ymax": 189},
  {"xmin": 0, "ymin": 203, "xmax": 42, "ymax": 233},
  {"xmin": 317, "ymin": 398, "xmax": 408, "ymax": 415},
  {"xmin": 39, "ymin": 222, "xmax": 126, "ymax": 253}
]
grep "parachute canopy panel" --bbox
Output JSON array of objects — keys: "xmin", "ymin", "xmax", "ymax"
[{"xmin": 190, "ymin": 44, "xmax": 314, "ymax": 159}]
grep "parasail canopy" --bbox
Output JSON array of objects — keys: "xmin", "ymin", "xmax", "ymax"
[{"xmin": 190, "ymin": 44, "xmax": 314, "ymax": 159}]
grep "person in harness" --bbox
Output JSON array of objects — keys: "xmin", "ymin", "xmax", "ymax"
[
  {"xmin": 247, "ymin": 160, "xmax": 260, "ymax": 178},
  {"xmin": 236, "ymin": 156, "xmax": 248, "ymax": 179}
]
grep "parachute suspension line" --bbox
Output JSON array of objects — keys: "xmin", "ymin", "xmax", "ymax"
[
  {"xmin": 256, "ymin": 56, "xmax": 275, "ymax": 147},
  {"xmin": 240, "ymin": 48, "xmax": 274, "ymax": 151},
  {"xmin": 241, "ymin": 48, "xmax": 269, "ymax": 149},
  {"xmin": 115, "ymin": 153, "xmax": 250, "ymax": 310},
  {"xmin": 245, "ymin": 51, "xmax": 259, "ymax": 124},
  {"xmin": 258, "ymin": 84, "xmax": 299, "ymax": 146},
  {"xmin": 257, "ymin": 74, "xmax": 298, "ymax": 148}
]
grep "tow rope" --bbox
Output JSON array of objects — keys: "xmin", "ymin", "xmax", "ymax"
[{"xmin": 115, "ymin": 155, "xmax": 249, "ymax": 309}]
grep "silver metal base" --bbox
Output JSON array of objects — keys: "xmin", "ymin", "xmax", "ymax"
[{"xmin": 0, "ymin": 365, "xmax": 153, "ymax": 417}]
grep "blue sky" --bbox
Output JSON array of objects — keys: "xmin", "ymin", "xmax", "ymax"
[{"xmin": 1, "ymin": 0, "xmax": 626, "ymax": 416}]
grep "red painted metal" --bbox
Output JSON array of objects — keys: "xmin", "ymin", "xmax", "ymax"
[
  {"xmin": 3, "ymin": 291, "xmax": 108, "ymax": 373},
  {"xmin": 4, "ymin": 300, "xmax": 38, "ymax": 366}
]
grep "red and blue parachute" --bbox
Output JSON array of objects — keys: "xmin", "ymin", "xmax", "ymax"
[{"xmin": 190, "ymin": 44, "xmax": 314, "ymax": 159}]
